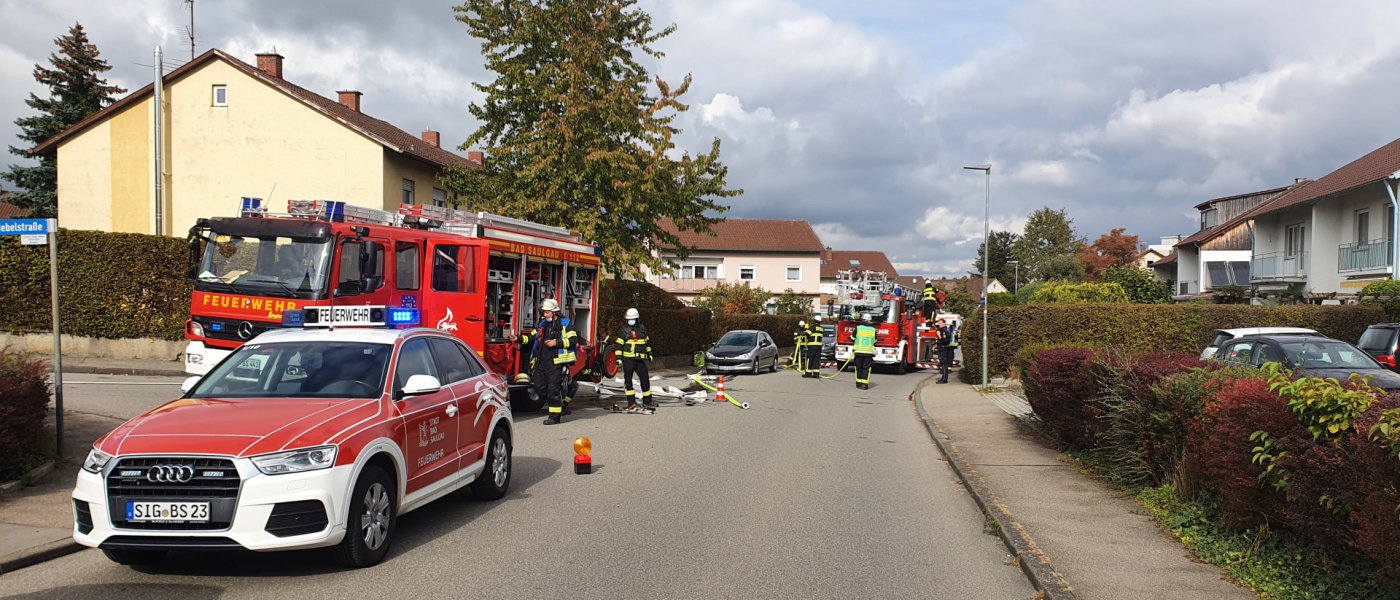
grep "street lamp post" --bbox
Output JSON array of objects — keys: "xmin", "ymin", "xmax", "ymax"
[
  {"xmin": 1007, "ymin": 260, "xmax": 1019, "ymax": 294},
  {"xmin": 964, "ymin": 164, "xmax": 991, "ymax": 391}
]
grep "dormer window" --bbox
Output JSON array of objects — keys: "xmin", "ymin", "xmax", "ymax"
[{"xmin": 1200, "ymin": 207, "xmax": 1218, "ymax": 231}]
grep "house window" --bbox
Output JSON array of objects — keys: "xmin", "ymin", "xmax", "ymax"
[
  {"xmin": 1201, "ymin": 207, "xmax": 1218, "ymax": 230},
  {"xmin": 786, "ymin": 265, "xmax": 801, "ymax": 282},
  {"xmin": 1356, "ymin": 209, "xmax": 1371, "ymax": 245},
  {"xmin": 212, "ymin": 85, "xmax": 227, "ymax": 107},
  {"xmin": 739, "ymin": 266, "xmax": 755, "ymax": 281},
  {"xmin": 1285, "ymin": 223, "xmax": 1305, "ymax": 257},
  {"xmin": 1205, "ymin": 260, "xmax": 1251, "ymax": 288},
  {"xmin": 849, "ymin": 259, "xmax": 860, "ymax": 266},
  {"xmin": 432, "ymin": 188, "xmax": 447, "ymax": 208},
  {"xmin": 680, "ymin": 265, "xmax": 719, "ymax": 279},
  {"xmin": 402, "ymin": 179, "xmax": 415, "ymax": 205}
]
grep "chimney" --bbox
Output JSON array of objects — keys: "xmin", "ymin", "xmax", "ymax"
[
  {"xmin": 255, "ymin": 52, "xmax": 284, "ymax": 79},
  {"xmin": 1295, "ymin": 177, "xmax": 1309, "ymax": 185},
  {"xmin": 337, "ymin": 90, "xmax": 362, "ymax": 113},
  {"xmin": 421, "ymin": 130, "xmax": 440, "ymax": 149},
  {"xmin": 468, "ymin": 151, "xmax": 484, "ymax": 164}
]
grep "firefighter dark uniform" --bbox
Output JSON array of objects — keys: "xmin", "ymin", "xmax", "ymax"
[
  {"xmin": 921, "ymin": 284, "xmax": 938, "ymax": 322},
  {"xmin": 804, "ymin": 320, "xmax": 824, "ymax": 378},
  {"xmin": 937, "ymin": 322, "xmax": 960, "ymax": 384},
  {"xmin": 793, "ymin": 324, "xmax": 808, "ymax": 373},
  {"xmin": 519, "ymin": 304, "xmax": 575, "ymax": 425},
  {"xmin": 854, "ymin": 316, "xmax": 877, "ymax": 390},
  {"xmin": 616, "ymin": 314, "xmax": 654, "ymax": 409},
  {"xmin": 558, "ymin": 317, "xmax": 580, "ymax": 413}
]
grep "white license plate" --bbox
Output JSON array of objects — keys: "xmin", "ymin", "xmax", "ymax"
[{"xmin": 126, "ymin": 502, "xmax": 210, "ymax": 522}]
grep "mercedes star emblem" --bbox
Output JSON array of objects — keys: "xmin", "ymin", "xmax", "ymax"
[{"xmin": 237, "ymin": 321, "xmax": 255, "ymax": 339}]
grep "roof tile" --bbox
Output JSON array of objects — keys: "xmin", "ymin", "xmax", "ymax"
[
  {"xmin": 820, "ymin": 250, "xmax": 898, "ymax": 278},
  {"xmin": 658, "ymin": 219, "xmax": 824, "ymax": 252}
]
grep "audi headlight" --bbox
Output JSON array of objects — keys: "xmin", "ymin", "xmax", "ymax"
[
  {"xmin": 251, "ymin": 446, "xmax": 337, "ymax": 475},
  {"xmin": 82, "ymin": 448, "xmax": 112, "ymax": 474}
]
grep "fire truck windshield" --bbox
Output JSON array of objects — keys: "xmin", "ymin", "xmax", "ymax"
[
  {"xmin": 197, "ymin": 236, "xmax": 333, "ymax": 298},
  {"xmin": 190, "ymin": 341, "xmax": 392, "ymax": 399}
]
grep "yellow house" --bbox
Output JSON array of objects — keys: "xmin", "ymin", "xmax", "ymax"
[{"xmin": 32, "ymin": 48, "xmax": 479, "ymax": 236}]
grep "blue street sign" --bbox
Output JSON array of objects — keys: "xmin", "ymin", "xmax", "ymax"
[{"xmin": 0, "ymin": 218, "xmax": 54, "ymax": 236}]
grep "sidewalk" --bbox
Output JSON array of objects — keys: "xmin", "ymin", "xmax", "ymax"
[
  {"xmin": 45, "ymin": 355, "xmax": 186, "ymax": 377},
  {"xmin": 916, "ymin": 378, "xmax": 1255, "ymax": 600}
]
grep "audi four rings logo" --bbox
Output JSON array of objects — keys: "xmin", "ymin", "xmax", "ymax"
[{"xmin": 146, "ymin": 465, "xmax": 195, "ymax": 483}]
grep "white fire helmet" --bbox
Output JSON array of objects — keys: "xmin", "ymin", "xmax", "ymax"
[
  {"xmin": 541, "ymin": 299, "xmax": 561, "ymax": 312},
  {"xmin": 814, "ymin": 314, "xmax": 823, "ymax": 322},
  {"xmin": 625, "ymin": 308, "xmax": 640, "ymax": 320}
]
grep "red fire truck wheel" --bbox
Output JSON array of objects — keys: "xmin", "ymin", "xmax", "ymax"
[{"xmin": 603, "ymin": 348, "xmax": 619, "ymax": 378}]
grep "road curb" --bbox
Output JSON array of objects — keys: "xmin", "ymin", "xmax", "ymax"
[
  {"xmin": 914, "ymin": 385, "xmax": 1076, "ymax": 600},
  {"xmin": 0, "ymin": 537, "xmax": 85, "ymax": 575},
  {"xmin": 62, "ymin": 365, "xmax": 186, "ymax": 377},
  {"xmin": 0, "ymin": 461, "xmax": 56, "ymax": 499}
]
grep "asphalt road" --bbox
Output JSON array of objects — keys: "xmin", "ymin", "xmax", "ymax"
[{"xmin": 2, "ymin": 368, "xmax": 1032, "ymax": 599}]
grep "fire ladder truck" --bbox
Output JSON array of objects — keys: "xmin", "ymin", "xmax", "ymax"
[
  {"xmin": 184, "ymin": 198, "xmax": 615, "ymax": 412},
  {"xmin": 831, "ymin": 270, "xmax": 961, "ymax": 372}
]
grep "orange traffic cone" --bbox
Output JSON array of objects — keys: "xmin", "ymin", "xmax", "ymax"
[{"xmin": 717, "ymin": 376, "xmax": 726, "ymax": 404}]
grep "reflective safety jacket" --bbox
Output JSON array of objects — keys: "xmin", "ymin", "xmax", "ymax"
[
  {"xmin": 520, "ymin": 318, "xmax": 577, "ymax": 366},
  {"xmin": 948, "ymin": 328, "xmax": 960, "ymax": 348},
  {"xmin": 923, "ymin": 286, "xmax": 937, "ymax": 301},
  {"xmin": 854, "ymin": 325, "xmax": 877, "ymax": 355},
  {"xmin": 615, "ymin": 323, "xmax": 652, "ymax": 361},
  {"xmin": 805, "ymin": 322, "xmax": 824, "ymax": 346}
]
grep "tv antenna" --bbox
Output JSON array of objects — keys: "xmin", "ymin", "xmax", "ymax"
[{"xmin": 178, "ymin": 0, "xmax": 196, "ymax": 61}]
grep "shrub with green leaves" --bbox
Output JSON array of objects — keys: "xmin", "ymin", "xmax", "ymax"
[
  {"xmin": 1264, "ymin": 362, "xmax": 1378, "ymax": 440},
  {"xmin": 1101, "ymin": 265, "xmax": 1172, "ymax": 304},
  {"xmin": 1027, "ymin": 281, "xmax": 1128, "ymax": 304}
]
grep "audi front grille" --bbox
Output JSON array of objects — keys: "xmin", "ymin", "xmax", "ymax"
[{"xmin": 106, "ymin": 457, "xmax": 241, "ymax": 531}]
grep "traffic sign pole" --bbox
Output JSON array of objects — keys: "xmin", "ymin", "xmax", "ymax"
[{"xmin": 48, "ymin": 219, "xmax": 62, "ymax": 456}]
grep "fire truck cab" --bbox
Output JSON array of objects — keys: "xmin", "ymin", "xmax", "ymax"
[{"xmin": 185, "ymin": 199, "xmax": 608, "ymax": 412}]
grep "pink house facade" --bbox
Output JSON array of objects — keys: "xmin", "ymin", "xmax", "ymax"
[{"xmin": 644, "ymin": 219, "xmax": 825, "ymax": 311}]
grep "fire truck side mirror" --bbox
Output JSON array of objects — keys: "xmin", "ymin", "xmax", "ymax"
[
  {"xmin": 359, "ymin": 240, "xmax": 382, "ymax": 293},
  {"xmin": 186, "ymin": 237, "xmax": 202, "ymax": 280}
]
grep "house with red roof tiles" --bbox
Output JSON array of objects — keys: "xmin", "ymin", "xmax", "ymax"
[
  {"xmin": 1168, "ymin": 185, "xmax": 1296, "ymax": 299},
  {"xmin": 647, "ymin": 219, "xmax": 825, "ymax": 311},
  {"xmin": 30, "ymin": 49, "xmax": 479, "ymax": 236},
  {"xmin": 1245, "ymin": 138, "xmax": 1400, "ymax": 300}
]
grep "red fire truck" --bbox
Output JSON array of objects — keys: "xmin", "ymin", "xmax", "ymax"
[
  {"xmin": 831, "ymin": 270, "xmax": 924, "ymax": 373},
  {"xmin": 184, "ymin": 198, "xmax": 612, "ymax": 411}
]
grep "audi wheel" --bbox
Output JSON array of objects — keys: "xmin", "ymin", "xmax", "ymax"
[
  {"xmin": 470, "ymin": 427, "xmax": 512, "ymax": 501},
  {"xmin": 333, "ymin": 465, "xmax": 396, "ymax": 568}
]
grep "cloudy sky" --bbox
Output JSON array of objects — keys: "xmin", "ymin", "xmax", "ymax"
[{"xmin": 4, "ymin": 0, "xmax": 1400, "ymax": 277}]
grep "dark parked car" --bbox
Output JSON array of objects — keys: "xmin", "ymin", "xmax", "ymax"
[
  {"xmin": 705, "ymin": 330, "xmax": 780, "ymax": 375},
  {"xmin": 1213, "ymin": 335, "xmax": 1400, "ymax": 389},
  {"xmin": 1357, "ymin": 323, "xmax": 1400, "ymax": 372},
  {"xmin": 821, "ymin": 324, "xmax": 836, "ymax": 362}
]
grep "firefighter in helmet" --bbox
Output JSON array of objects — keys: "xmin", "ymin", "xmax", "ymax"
[
  {"xmin": 804, "ymin": 315, "xmax": 825, "ymax": 378},
  {"xmin": 922, "ymin": 282, "xmax": 938, "ymax": 324},
  {"xmin": 934, "ymin": 319, "xmax": 953, "ymax": 384},
  {"xmin": 518, "ymin": 299, "xmax": 575, "ymax": 425},
  {"xmin": 794, "ymin": 320, "xmax": 809, "ymax": 373},
  {"xmin": 853, "ymin": 313, "xmax": 877, "ymax": 390},
  {"xmin": 615, "ymin": 308, "xmax": 655, "ymax": 411}
]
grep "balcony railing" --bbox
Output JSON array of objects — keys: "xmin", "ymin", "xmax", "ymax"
[
  {"xmin": 655, "ymin": 277, "xmax": 720, "ymax": 292},
  {"xmin": 1252, "ymin": 251, "xmax": 1308, "ymax": 281},
  {"xmin": 1176, "ymin": 280, "xmax": 1199, "ymax": 296},
  {"xmin": 1338, "ymin": 238, "xmax": 1393, "ymax": 272}
]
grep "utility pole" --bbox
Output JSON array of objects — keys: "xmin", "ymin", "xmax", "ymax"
[{"xmin": 964, "ymin": 164, "xmax": 992, "ymax": 390}]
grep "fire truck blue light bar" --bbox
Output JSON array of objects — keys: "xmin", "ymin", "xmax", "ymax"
[{"xmin": 387, "ymin": 308, "xmax": 420, "ymax": 326}]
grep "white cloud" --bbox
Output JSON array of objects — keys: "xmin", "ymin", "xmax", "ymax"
[{"xmin": 916, "ymin": 207, "xmax": 1025, "ymax": 245}]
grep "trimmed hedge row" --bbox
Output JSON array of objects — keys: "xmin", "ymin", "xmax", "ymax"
[
  {"xmin": 1023, "ymin": 344, "xmax": 1400, "ymax": 584},
  {"xmin": 596, "ymin": 306, "xmax": 712, "ymax": 357},
  {"xmin": 0, "ymin": 351, "xmax": 51, "ymax": 478},
  {"xmin": 598, "ymin": 278, "xmax": 685, "ymax": 310},
  {"xmin": 0, "ymin": 230, "xmax": 192, "ymax": 340},
  {"xmin": 963, "ymin": 303, "xmax": 1386, "ymax": 381},
  {"xmin": 711, "ymin": 313, "xmax": 805, "ymax": 348}
]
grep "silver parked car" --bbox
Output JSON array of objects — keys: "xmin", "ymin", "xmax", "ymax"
[
  {"xmin": 705, "ymin": 330, "xmax": 780, "ymax": 375},
  {"xmin": 1200, "ymin": 327, "xmax": 1319, "ymax": 360}
]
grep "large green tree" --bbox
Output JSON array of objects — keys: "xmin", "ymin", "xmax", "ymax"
[
  {"xmin": 974, "ymin": 230, "xmax": 1020, "ymax": 290},
  {"xmin": 444, "ymin": 0, "xmax": 742, "ymax": 275},
  {"xmin": 3, "ymin": 24, "xmax": 125, "ymax": 218},
  {"xmin": 1013, "ymin": 207, "xmax": 1086, "ymax": 282}
]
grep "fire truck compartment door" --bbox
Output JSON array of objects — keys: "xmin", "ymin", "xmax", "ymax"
[
  {"xmin": 426, "ymin": 242, "xmax": 487, "ymax": 342},
  {"xmin": 394, "ymin": 338, "xmax": 460, "ymax": 495}
]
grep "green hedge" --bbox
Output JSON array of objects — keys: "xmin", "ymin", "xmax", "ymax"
[
  {"xmin": 598, "ymin": 278, "xmax": 685, "ymax": 310},
  {"xmin": 711, "ymin": 313, "xmax": 805, "ymax": 347},
  {"xmin": 961, "ymin": 304, "xmax": 1387, "ymax": 381},
  {"xmin": 597, "ymin": 306, "xmax": 712, "ymax": 357},
  {"xmin": 0, "ymin": 230, "xmax": 192, "ymax": 340}
]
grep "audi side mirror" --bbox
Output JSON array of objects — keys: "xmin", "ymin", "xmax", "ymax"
[{"xmin": 398, "ymin": 374, "xmax": 442, "ymax": 399}]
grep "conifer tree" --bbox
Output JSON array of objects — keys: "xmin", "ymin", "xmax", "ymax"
[
  {"xmin": 444, "ymin": 0, "xmax": 742, "ymax": 275},
  {"xmin": 3, "ymin": 23, "xmax": 125, "ymax": 219}
]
